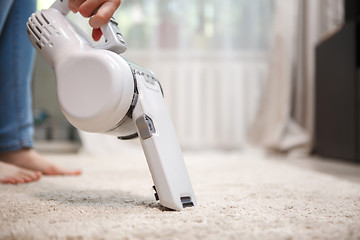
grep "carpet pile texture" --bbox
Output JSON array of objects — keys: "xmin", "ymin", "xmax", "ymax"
[{"xmin": 1, "ymin": 144, "xmax": 360, "ymax": 240}]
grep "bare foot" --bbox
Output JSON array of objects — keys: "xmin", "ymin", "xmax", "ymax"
[
  {"xmin": 0, "ymin": 161, "xmax": 41, "ymax": 184},
  {"xmin": 0, "ymin": 148, "xmax": 82, "ymax": 176}
]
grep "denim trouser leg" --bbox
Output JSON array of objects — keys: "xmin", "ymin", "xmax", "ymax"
[
  {"xmin": 0, "ymin": 0, "xmax": 15, "ymax": 33},
  {"xmin": 0, "ymin": 0, "xmax": 36, "ymax": 152}
]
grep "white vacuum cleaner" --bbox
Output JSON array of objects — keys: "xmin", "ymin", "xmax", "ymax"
[{"xmin": 26, "ymin": 0, "xmax": 196, "ymax": 211}]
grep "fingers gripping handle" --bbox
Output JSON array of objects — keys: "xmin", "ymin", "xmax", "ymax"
[{"xmin": 50, "ymin": 0, "xmax": 127, "ymax": 54}]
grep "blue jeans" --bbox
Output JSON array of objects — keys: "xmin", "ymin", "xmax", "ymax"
[{"xmin": 0, "ymin": 0, "xmax": 36, "ymax": 152}]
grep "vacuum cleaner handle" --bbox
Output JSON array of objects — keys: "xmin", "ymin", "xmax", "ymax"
[
  {"xmin": 50, "ymin": 0, "xmax": 71, "ymax": 15},
  {"xmin": 51, "ymin": 0, "xmax": 127, "ymax": 54}
]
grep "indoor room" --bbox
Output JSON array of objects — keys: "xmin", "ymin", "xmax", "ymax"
[{"xmin": 0, "ymin": 0, "xmax": 359, "ymax": 239}]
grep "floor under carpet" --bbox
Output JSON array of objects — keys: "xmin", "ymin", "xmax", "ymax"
[{"xmin": 1, "ymin": 144, "xmax": 360, "ymax": 240}]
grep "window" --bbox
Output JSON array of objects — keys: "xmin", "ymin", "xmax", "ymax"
[
  {"xmin": 116, "ymin": 0, "xmax": 273, "ymax": 50},
  {"xmin": 35, "ymin": 0, "xmax": 274, "ymax": 149},
  {"xmin": 37, "ymin": 0, "xmax": 273, "ymax": 51}
]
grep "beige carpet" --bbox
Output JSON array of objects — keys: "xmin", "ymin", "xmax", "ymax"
[{"xmin": 1, "ymin": 143, "xmax": 360, "ymax": 240}]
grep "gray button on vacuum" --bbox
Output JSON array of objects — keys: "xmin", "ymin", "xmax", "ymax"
[{"xmin": 136, "ymin": 115, "xmax": 156, "ymax": 139}]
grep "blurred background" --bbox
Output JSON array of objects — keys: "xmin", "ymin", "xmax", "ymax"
[
  {"xmin": 33, "ymin": 0, "xmax": 273, "ymax": 152},
  {"xmin": 33, "ymin": 0, "xmax": 360, "ymax": 165}
]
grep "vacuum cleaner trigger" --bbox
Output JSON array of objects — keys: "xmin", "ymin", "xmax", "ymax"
[{"xmin": 97, "ymin": 18, "xmax": 127, "ymax": 54}]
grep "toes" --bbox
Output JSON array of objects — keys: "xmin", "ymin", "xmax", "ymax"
[
  {"xmin": 22, "ymin": 170, "xmax": 42, "ymax": 182},
  {"xmin": 64, "ymin": 169, "xmax": 82, "ymax": 176},
  {"xmin": 42, "ymin": 165, "xmax": 82, "ymax": 176},
  {"xmin": 2, "ymin": 178, "xmax": 16, "ymax": 184},
  {"xmin": 0, "ymin": 161, "xmax": 42, "ymax": 184},
  {"xmin": 15, "ymin": 169, "xmax": 41, "ymax": 184},
  {"xmin": 2, "ymin": 177, "xmax": 23, "ymax": 184}
]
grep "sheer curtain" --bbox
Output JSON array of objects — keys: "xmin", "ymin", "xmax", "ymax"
[
  {"xmin": 248, "ymin": 0, "xmax": 344, "ymax": 156},
  {"xmin": 115, "ymin": 0, "xmax": 274, "ymax": 150}
]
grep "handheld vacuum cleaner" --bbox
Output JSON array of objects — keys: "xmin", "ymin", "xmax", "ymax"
[{"xmin": 26, "ymin": 0, "xmax": 196, "ymax": 211}]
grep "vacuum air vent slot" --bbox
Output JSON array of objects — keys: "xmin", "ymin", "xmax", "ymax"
[
  {"xmin": 27, "ymin": 23, "xmax": 40, "ymax": 41},
  {"xmin": 41, "ymin": 13, "xmax": 49, "ymax": 24},
  {"xmin": 35, "ymin": 15, "xmax": 43, "ymax": 26},
  {"xmin": 36, "ymin": 42, "xmax": 42, "ymax": 49},
  {"xmin": 35, "ymin": 26, "xmax": 42, "ymax": 34}
]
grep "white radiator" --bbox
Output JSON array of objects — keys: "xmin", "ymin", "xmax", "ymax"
[{"xmin": 124, "ymin": 50, "xmax": 268, "ymax": 150}]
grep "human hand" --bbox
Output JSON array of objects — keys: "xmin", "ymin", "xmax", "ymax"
[{"xmin": 68, "ymin": 0, "xmax": 121, "ymax": 41}]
